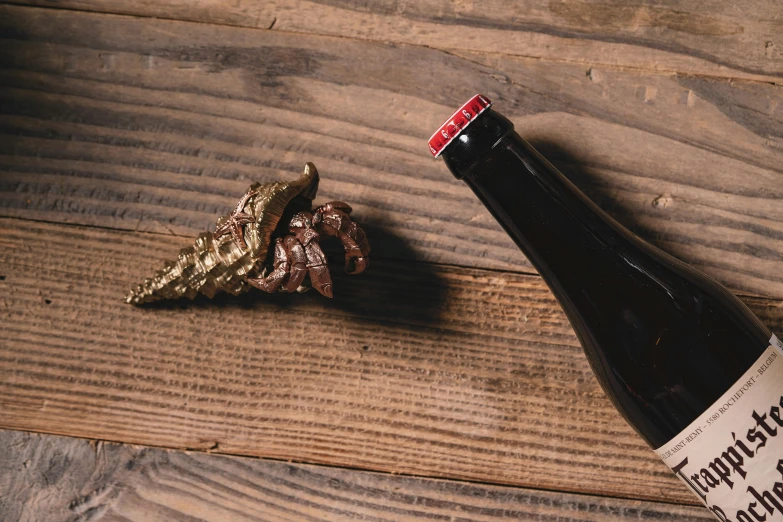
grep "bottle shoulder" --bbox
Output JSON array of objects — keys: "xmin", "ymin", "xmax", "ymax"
[{"xmin": 572, "ymin": 233, "xmax": 771, "ymax": 447}]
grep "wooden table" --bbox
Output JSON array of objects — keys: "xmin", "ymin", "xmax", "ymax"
[{"xmin": 1, "ymin": 1, "xmax": 781, "ymax": 520}]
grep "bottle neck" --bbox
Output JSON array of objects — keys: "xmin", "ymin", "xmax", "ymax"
[
  {"xmin": 443, "ymin": 109, "xmax": 515, "ymax": 179},
  {"xmin": 443, "ymin": 112, "xmax": 629, "ymax": 297}
]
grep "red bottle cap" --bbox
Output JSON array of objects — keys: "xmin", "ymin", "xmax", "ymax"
[{"xmin": 428, "ymin": 94, "xmax": 492, "ymax": 157}]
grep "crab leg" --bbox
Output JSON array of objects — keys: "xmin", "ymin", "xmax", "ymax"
[
  {"xmin": 304, "ymin": 239, "xmax": 333, "ymax": 298},
  {"xmin": 339, "ymin": 233, "xmax": 369, "ymax": 274},
  {"xmin": 284, "ymin": 211, "xmax": 334, "ymax": 298},
  {"xmin": 314, "ymin": 201, "xmax": 371, "ymax": 274},
  {"xmin": 247, "ymin": 238, "xmax": 289, "ymax": 293},
  {"xmin": 283, "ymin": 236, "xmax": 308, "ymax": 293}
]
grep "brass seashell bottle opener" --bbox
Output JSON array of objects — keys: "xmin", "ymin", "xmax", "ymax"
[{"xmin": 125, "ymin": 163, "xmax": 370, "ymax": 304}]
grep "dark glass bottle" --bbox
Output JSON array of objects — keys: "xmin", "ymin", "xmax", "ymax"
[{"xmin": 429, "ymin": 95, "xmax": 782, "ymax": 516}]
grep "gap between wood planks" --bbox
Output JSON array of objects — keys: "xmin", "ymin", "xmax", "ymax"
[
  {"xmin": 0, "ymin": 429, "xmax": 713, "ymax": 521},
  {"xmin": 1, "ymin": 0, "xmax": 781, "ymax": 86},
  {"xmin": 4, "ymin": 213, "xmax": 781, "ymax": 305},
  {"xmin": 0, "ymin": 426, "xmax": 709, "ymax": 511}
]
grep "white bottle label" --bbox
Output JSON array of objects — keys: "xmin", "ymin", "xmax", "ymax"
[{"xmin": 656, "ymin": 335, "xmax": 783, "ymax": 521}]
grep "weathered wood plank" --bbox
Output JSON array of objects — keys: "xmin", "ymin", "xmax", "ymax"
[
  {"xmin": 3, "ymin": 219, "xmax": 783, "ymax": 504},
  {"xmin": 5, "ymin": 0, "xmax": 782, "ymax": 82},
  {"xmin": 1, "ymin": 6, "xmax": 782, "ymax": 296},
  {"xmin": 0, "ymin": 430, "xmax": 712, "ymax": 522}
]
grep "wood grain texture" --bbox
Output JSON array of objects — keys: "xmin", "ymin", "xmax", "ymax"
[
  {"xmin": 4, "ymin": 218, "xmax": 783, "ymax": 504},
  {"xmin": 1, "ymin": 2, "xmax": 780, "ymax": 518},
  {"xmin": 1, "ymin": 5, "xmax": 782, "ymax": 297},
  {"xmin": 5, "ymin": 0, "xmax": 783, "ymax": 82},
  {"xmin": 0, "ymin": 430, "xmax": 712, "ymax": 522}
]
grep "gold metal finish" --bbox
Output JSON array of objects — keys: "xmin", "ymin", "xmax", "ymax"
[{"xmin": 125, "ymin": 163, "xmax": 319, "ymax": 304}]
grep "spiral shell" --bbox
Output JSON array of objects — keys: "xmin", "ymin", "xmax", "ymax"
[{"xmin": 125, "ymin": 163, "xmax": 319, "ymax": 304}]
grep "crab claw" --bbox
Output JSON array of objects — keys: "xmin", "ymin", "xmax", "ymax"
[{"xmin": 313, "ymin": 201, "xmax": 370, "ymax": 275}]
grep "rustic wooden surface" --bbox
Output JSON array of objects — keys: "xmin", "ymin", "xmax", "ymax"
[
  {"xmin": 2, "ymin": 4, "xmax": 783, "ymax": 297},
  {"xmin": 6, "ymin": 0, "xmax": 783, "ymax": 82},
  {"xmin": 0, "ymin": 430, "xmax": 712, "ymax": 522},
  {"xmin": 0, "ymin": 217, "xmax": 709, "ymax": 504},
  {"xmin": 1, "ymin": 0, "xmax": 782, "ymax": 520}
]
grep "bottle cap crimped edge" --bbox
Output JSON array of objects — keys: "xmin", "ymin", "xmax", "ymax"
[{"xmin": 428, "ymin": 94, "xmax": 492, "ymax": 158}]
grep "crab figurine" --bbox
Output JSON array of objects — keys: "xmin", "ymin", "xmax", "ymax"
[
  {"xmin": 125, "ymin": 163, "xmax": 370, "ymax": 304},
  {"xmin": 250, "ymin": 201, "xmax": 368, "ymax": 298}
]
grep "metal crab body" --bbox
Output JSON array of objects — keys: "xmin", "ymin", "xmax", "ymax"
[{"xmin": 125, "ymin": 163, "xmax": 319, "ymax": 305}]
